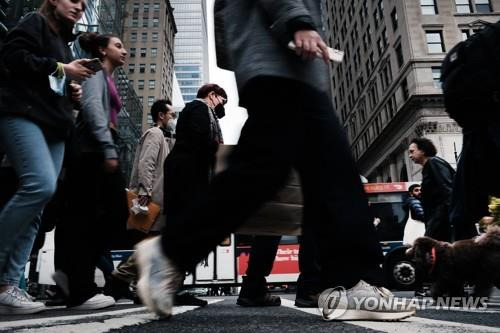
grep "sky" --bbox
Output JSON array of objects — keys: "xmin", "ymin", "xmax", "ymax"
[{"xmin": 204, "ymin": 0, "xmax": 248, "ymax": 144}]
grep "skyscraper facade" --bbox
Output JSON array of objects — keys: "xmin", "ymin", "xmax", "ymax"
[
  {"xmin": 122, "ymin": 0, "xmax": 177, "ymax": 131},
  {"xmin": 323, "ymin": 0, "xmax": 500, "ymax": 182},
  {"xmin": 171, "ymin": 0, "xmax": 208, "ymax": 103}
]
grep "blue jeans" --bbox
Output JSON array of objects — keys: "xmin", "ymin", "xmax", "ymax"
[{"xmin": 0, "ymin": 116, "xmax": 64, "ymax": 286}]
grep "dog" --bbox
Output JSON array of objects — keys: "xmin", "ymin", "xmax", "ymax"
[{"xmin": 406, "ymin": 226, "xmax": 500, "ymax": 298}]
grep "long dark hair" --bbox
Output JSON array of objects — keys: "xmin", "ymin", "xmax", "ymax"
[{"xmin": 78, "ymin": 32, "xmax": 116, "ymax": 60}]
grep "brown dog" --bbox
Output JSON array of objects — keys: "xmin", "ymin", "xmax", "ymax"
[{"xmin": 406, "ymin": 226, "xmax": 500, "ymax": 298}]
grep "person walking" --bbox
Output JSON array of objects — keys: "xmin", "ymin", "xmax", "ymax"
[
  {"xmin": 0, "ymin": 0, "xmax": 94, "ymax": 315},
  {"xmin": 409, "ymin": 138, "xmax": 455, "ymax": 242},
  {"xmin": 105, "ymin": 99, "xmax": 176, "ymax": 302},
  {"xmin": 53, "ymin": 32, "xmax": 129, "ymax": 310},
  {"xmin": 135, "ymin": 0, "xmax": 416, "ymax": 321}
]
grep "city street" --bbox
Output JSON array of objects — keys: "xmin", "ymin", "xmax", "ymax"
[{"xmin": 1, "ymin": 292, "xmax": 499, "ymax": 333}]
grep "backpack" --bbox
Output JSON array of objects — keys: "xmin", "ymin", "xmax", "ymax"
[{"xmin": 440, "ymin": 21, "xmax": 500, "ymax": 128}]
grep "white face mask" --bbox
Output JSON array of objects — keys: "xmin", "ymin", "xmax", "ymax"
[
  {"xmin": 48, "ymin": 75, "xmax": 66, "ymax": 96},
  {"xmin": 166, "ymin": 118, "xmax": 177, "ymax": 132}
]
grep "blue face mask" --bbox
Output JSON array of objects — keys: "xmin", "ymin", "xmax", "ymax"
[{"xmin": 48, "ymin": 75, "xmax": 66, "ymax": 96}]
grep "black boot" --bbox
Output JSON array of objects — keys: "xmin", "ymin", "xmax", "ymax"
[
  {"xmin": 103, "ymin": 275, "xmax": 135, "ymax": 301},
  {"xmin": 237, "ymin": 276, "xmax": 281, "ymax": 307}
]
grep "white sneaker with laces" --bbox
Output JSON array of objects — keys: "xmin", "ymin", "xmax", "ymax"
[
  {"xmin": 70, "ymin": 294, "xmax": 115, "ymax": 310},
  {"xmin": 320, "ymin": 280, "xmax": 416, "ymax": 321},
  {"xmin": 0, "ymin": 286, "xmax": 46, "ymax": 315},
  {"xmin": 135, "ymin": 236, "xmax": 184, "ymax": 318}
]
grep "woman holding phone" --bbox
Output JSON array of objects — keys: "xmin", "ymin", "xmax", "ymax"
[
  {"xmin": 0, "ymin": 0, "xmax": 94, "ymax": 315},
  {"xmin": 53, "ymin": 32, "xmax": 129, "ymax": 310}
]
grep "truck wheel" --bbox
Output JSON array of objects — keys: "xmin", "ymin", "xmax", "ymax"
[{"xmin": 384, "ymin": 246, "xmax": 416, "ymax": 291}]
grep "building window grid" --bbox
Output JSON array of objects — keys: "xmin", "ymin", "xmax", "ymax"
[
  {"xmin": 425, "ymin": 31, "xmax": 445, "ymax": 54},
  {"xmin": 421, "ymin": 0, "xmax": 438, "ymax": 15},
  {"xmin": 432, "ymin": 67, "xmax": 442, "ymax": 89}
]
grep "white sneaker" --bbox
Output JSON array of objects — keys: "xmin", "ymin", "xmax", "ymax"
[
  {"xmin": 70, "ymin": 294, "xmax": 115, "ymax": 310},
  {"xmin": 320, "ymin": 280, "xmax": 416, "ymax": 321},
  {"xmin": 135, "ymin": 236, "xmax": 184, "ymax": 318},
  {"xmin": 0, "ymin": 286, "xmax": 46, "ymax": 315}
]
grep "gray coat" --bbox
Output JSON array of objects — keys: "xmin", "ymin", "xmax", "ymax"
[
  {"xmin": 78, "ymin": 70, "xmax": 118, "ymax": 159},
  {"xmin": 214, "ymin": 0, "xmax": 330, "ymax": 97}
]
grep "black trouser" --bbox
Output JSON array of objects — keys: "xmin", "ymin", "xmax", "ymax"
[
  {"xmin": 162, "ymin": 77, "xmax": 384, "ymax": 288},
  {"xmin": 245, "ymin": 233, "xmax": 321, "ymax": 295},
  {"xmin": 450, "ymin": 123, "xmax": 500, "ymax": 240},
  {"xmin": 55, "ymin": 152, "xmax": 128, "ymax": 306}
]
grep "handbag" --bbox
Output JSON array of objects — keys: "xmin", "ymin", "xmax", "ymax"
[
  {"xmin": 126, "ymin": 190, "xmax": 161, "ymax": 233},
  {"xmin": 403, "ymin": 211, "xmax": 426, "ymax": 245}
]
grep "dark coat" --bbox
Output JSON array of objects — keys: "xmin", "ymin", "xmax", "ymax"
[
  {"xmin": 214, "ymin": 0, "xmax": 330, "ymax": 98},
  {"xmin": 0, "ymin": 12, "xmax": 74, "ymax": 139},
  {"xmin": 163, "ymin": 100, "xmax": 221, "ymax": 217},
  {"xmin": 421, "ymin": 156, "xmax": 455, "ymax": 241}
]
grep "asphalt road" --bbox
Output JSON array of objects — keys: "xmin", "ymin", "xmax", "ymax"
[{"xmin": 1, "ymin": 292, "xmax": 499, "ymax": 333}]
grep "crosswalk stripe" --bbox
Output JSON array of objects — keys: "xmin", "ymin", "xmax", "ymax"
[
  {"xmin": 0, "ymin": 299, "xmax": 222, "ymax": 332},
  {"xmin": 280, "ymin": 298, "xmax": 500, "ymax": 333}
]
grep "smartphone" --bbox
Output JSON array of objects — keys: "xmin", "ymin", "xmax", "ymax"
[
  {"xmin": 83, "ymin": 58, "xmax": 103, "ymax": 72},
  {"xmin": 287, "ymin": 41, "xmax": 344, "ymax": 63}
]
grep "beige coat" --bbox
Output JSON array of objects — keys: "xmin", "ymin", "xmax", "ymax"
[{"xmin": 129, "ymin": 126, "xmax": 174, "ymax": 230}]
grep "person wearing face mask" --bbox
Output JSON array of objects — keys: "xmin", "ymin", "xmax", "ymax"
[
  {"xmin": 155, "ymin": 84, "xmax": 227, "ymax": 306},
  {"xmin": 104, "ymin": 99, "xmax": 178, "ymax": 303},
  {"xmin": 0, "ymin": 0, "xmax": 94, "ymax": 315}
]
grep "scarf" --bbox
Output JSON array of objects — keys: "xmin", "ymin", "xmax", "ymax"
[{"xmin": 106, "ymin": 75, "xmax": 122, "ymax": 127}]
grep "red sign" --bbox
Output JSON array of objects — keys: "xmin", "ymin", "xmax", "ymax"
[
  {"xmin": 238, "ymin": 245, "xmax": 300, "ymax": 276},
  {"xmin": 364, "ymin": 182, "xmax": 408, "ymax": 194}
]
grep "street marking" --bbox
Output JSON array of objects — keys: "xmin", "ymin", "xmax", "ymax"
[
  {"xmin": 281, "ymin": 299, "xmax": 500, "ymax": 333},
  {"xmin": 1, "ymin": 299, "xmax": 222, "ymax": 332}
]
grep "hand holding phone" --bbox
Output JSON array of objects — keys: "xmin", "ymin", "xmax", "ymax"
[
  {"xmin": 83, "ymin": 58, "xmax": 104, "ymax": 72},
  {"xmin": 288, "ymin": 41, "xmax": 344, "ymax": 63}
]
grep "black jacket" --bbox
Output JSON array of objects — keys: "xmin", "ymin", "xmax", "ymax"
[
  {"xmin": 0, "ymin": 12, "xmax": 74, "ymax": 139},
  {"xmin": 163, "ymin": 100, "xmax": 221, "ymax": 213},
  {"xmin": 421, "ymin": 156, "xmax": 455, "ymax": 220}
]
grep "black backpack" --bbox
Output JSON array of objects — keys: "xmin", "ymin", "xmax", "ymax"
[{"xmin": 441, "ymin": 21, "xmax": 500, "ymax": 128}]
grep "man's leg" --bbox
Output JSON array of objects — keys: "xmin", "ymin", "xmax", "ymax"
[
  {"xmin": 294, "ymin": 84, "xmax": 385, "ymax": 289},
  {"xmin": 237, "ymin": 236, "xmax": 281, "ymax": 306}
]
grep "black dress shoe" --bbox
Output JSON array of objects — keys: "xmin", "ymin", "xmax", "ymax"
[
  {"xmin": 294, "ymin": 294, "xmax": 319, "ymax": 308},
  {"xmin": 236, "ymin": 293, "xmax": 281, "ymax": 307},
  {"xmin": 104, "ymin": 276, "xmax": 135, "ymax": 301},
  {"xmin": 174, "ymin": 293, "xmax": 208, "ymax": 306}
]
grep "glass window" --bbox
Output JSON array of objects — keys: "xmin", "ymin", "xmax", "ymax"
[
  {"xmin": 128, "ymin": 64, "xmax": 135, "ymax": 73},
  {"xmin": 148, "ymin": 96, "xmax": 155, "ymax": 106},
  {"xmin": 140, "ymin": 48, "xmax": 146, "ymax": 57},
  {"xmin": 130, "ymin": 48, "xmax": 136, "ymax": 58},
  {"xmin": 401, "ymin": 78, "xmax": 409, "ymax": 100},
  {"xmin": 132, "ymin": 18, "xmax": 138, "ymax": 27},
  {"xmin": 130, "ymin": 32, "xmax": 137, "ymax": 42},
  {"xmin": 138, "ymin": 80, "xmax": 144, "ymax": 90},
  {"xmin": 154, "ymin": 3, "xmax": 160, "ymax": 10},
  {"xmin": 152, "ymin": 32, "xmax": 158, "ymax": 42},
  {"xmin": 421, "ymin": 0, "xmax": 438, "ymax": 15},
  {"xmin": 475, "ymin": 0, "xmax": 492, "ymax": 13},
  {"xmin": 391, "ymin": 8, "xmax": 398, "ymax": 31},
  {"xmin": 425, "ymin": 31, "xmax": 445, "ymax": 53},
  {"xmin": 139, "ymin": 64, "xmax": 145, "ymax": 73},
  {"xmin": 151, "ymin": 48, "xmax": 157, "ymax": 58},
  {"xmin": 153, "ymin": 18, "xmax": 159, "ymax": 27},
  {"xmin": 150, "ymin": 64, "xmax": 156, "ymax": 73},
  {"xmin": 432, "ymin": 67, "xmax": 442, "ymax": 89},
  {"xmin": 461, "ymin": 29, "xmax": 470, "ymax": 41},
  {"xmin": 149, "ymin": 80, "xmax": 155, "ymax": 89},
  {"xmin": 455, "ymin": 0, "xmax": 472, "ymax": 13},
  {"xmin": 396, "ymin": 44, "xmax": 404, "ymax": 68},
  {"xmin": 142, "ymin": 19, "xmax": 148, "ymax": 27},
  {"xmin": 141, "ymin": 32, "xmax": 147, "ymax": 42}
]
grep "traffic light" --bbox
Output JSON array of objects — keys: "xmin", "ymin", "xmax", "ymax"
[{"xmin": 0, "ymin": 0, "xmax": 9, "ymax": 39}]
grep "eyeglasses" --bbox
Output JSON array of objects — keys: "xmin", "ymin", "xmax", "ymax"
[{"xmin": 217, "ymin": 95, "xmax": 227, "ymax": 105}]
